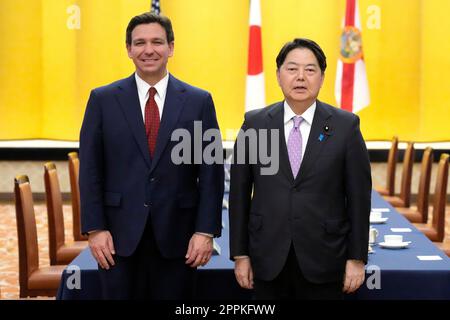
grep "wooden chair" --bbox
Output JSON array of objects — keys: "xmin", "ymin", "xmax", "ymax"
[
  {"xmin": 397, "ymin": 147, "xmax": 433, "ymax": 223},
  {"xmin": 68, "ymin": 152, "xmax": 87, "ymax": 241},
  {"xmin": 428, "ymin": 154, "xmax": 450, "ymax": 257},
  {"xmin": 383, "ymin": 142, "xmax": 415, "ymax": 207},
  {"xmin": 44, "ymin": 162, "xmax": 87, "ymax": 265},
  {"xmin": 14, "ymin": 175, "xmax": 65, "ymax": 298},
  {"xmin": 414, "ymin": 154, "xmax": 449, "ymax": 243},
  {"xmin": 375, "ymin": 136, "xmax": 398, "ymax": 196}
]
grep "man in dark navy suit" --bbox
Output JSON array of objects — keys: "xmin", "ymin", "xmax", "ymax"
[
  {"xmin": 79, "ymin": 12, "xmax": 224, "ymax": 299},
  {"xmin": 229, "ymin": 38, "xmax": 371, "ymax": 299}
]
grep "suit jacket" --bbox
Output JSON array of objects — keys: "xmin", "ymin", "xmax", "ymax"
[
  {"xmin": 229, "ymin": 100, "xmax": 371, "ymax": 284},
  {"xmin": 79, "ymin": 74, "xmax": 224, "ymax": 258}
]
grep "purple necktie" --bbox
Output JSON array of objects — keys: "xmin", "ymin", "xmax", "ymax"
[{"xmin": 287, "ymin": 116, "xmax": 304, "ymax": 178}]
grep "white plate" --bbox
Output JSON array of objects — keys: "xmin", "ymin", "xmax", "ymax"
[
  {"xmin": 370, "ymin": 217, "xmax": 389, "ymax": 224},
  {"xmin": 379, "ymin": 241, "xmax": 411, "ymax": 249}
]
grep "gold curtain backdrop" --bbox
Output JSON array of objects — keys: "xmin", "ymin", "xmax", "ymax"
[{"xmin": 0, "ymin": 0, "xmax": 449, "ymax": 141}]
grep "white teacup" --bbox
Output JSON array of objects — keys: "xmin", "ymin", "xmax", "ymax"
[
  {"xmin": 370, "ymin": 211, "xmax": 383, "ymax": 220},
  {"xmin": 384, "ymin": 235, "xmax": 403, "ymax": 244}
]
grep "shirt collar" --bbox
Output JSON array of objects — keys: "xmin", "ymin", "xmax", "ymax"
[
  {"xmin": 283, "ymin": 100, "xmax": 316, "ymax": 126},
  {"xmin": 134, "ymin": 72, "xmax": 170, "ymax": 101}
]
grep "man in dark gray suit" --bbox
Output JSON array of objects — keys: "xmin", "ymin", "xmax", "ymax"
[{"xmin": 229, "ymin": 38, "xmax": 371, "ymax": 299}]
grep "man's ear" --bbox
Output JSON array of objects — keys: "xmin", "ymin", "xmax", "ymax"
[
  {"xmin": 126, "ymin": 44, "xmax": 132, "ymax": 58},
  {"xmin": 276, "ymin": 69, "xmax": 281, "ymax": 86},
  {"xmin": 168, "ymin": 41, "xmax": 175, "ymax": 57},
  {"xmin": 320, "ymin": 72, "xmax": 325, "ymax": 88}
]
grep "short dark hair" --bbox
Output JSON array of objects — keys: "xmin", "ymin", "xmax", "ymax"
[
  {"xmin": 126, "ymin": 12, "xmax": 174, "ymax": 46},
  {"xmin": 276, "ymin": 38, "xmax": 327, "ymax": 73}
]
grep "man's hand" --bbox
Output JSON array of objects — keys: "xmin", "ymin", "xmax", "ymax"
[
  {"xmin": 234, "ymin": 257, "xmax": 254, "ymax": 289},
  {"xmin": 88, "ymin": 230, "xmax": 115, "ymax": 270},
  {"xmin": 185, "ymin": 233, "xmax": 213, "ymax": 268},
  {"xmin": 343, "ymin": 259, "xmax": 365, "ymax": 293}
]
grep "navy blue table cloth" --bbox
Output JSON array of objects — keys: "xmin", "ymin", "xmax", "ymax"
[{"xmin": 57, "ymin": 191, "xmax": 450, "ymax": 300}]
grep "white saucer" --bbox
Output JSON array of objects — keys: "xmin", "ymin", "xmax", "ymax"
[
  {"xmin": 370, "ymin": 217, "xmax": 389, "ymax": 224},
  {"xmin": 379, "ymin": 241, "xmax": 411, "ymax": 249}
]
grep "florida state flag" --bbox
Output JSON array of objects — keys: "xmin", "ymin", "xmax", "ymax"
[{"xmin": 335, "ymin": 0, "xmax": 370, "ymax": 113}]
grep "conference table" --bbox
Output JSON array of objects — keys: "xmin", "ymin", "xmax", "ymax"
[{"xmin": 56, "ymin": 190, "xmax": 450, "ymax": 300}]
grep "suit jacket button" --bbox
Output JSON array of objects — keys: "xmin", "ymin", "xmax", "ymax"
[
  {"xmin": 150, "ymin": 178, "xmax": 155, "ymax": 182},
  {"xmin": 144, "ymin": 203, "xmax": 150, "ymax": 207}
]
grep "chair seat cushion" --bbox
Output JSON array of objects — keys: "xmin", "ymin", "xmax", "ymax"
[
  {"xmin": 396, "ymin": 206, "xmax": 426, "ymax": 223},
  {"xmin": 28, "ymin": 265, "xmax": 66, "ymax": 290},
  {"xmin": 375, "ymin": 187, "xmax": 390, "ymax": 196},
  {"xmin": 56, "ymin": 241, "xmax": 88, "ymax": 265},
  {"xmin": 383, "ymin": 195, "xmax": 406, "ymax": 208},
  {"xmin": 434, "ymin": 242, "xmax": 450, "ymax": 257},
  {"xmin": 415, "ymin": 224, "xmax": 440, "ymax": 242}
]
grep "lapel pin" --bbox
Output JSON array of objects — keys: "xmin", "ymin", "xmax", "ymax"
[
  {"xmin": 324, "ymin": 125, "xmax": 330, "ymax": 132},
  {"xmin": 318, "ymin": 133, "xmax": 324, "ymax": 141}
]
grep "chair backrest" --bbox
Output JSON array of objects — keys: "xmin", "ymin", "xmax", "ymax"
[
  {"xmin": 44, "ymin": 162, "xmax": 66, "ymax": 265},
  {"xmin": 431, "ymin": 154, "xmax": 449, "ymax": 242},
  {"xmin": 14, "ymin": 175, "xmax": 40, "ymax": 296},
  {"xmin": 398, "ymin": 142, "xmax": 415, "ymax": 207},
  {"xmin": 386, "ymin": 136, "xmax": 399, "ymax": 196},
  {"xmin": 68, "ymin": 152, "xmax": 85, "ymax": 241},
  {"xmin": 416, "ymin": 147, "xmax": 433, "ymax": 222}
]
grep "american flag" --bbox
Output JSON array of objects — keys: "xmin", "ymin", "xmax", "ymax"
[{"xmin": 151, "ymin": 0, "xmax": 161, "ymax": 15}]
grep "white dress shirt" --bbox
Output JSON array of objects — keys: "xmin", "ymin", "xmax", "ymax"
[
  {"xmin": 135, "ymin": 72, "xmax": 169, "ymax": 121},
  {"xmin": 283, "ymin": 100, "xmax": 316, "ymax": 160}
]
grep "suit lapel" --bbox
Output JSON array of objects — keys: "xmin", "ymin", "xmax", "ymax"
[
  {"xmin": 115, "ymin": 74, "xmax": 151, "ymax": 168},
  {"xmin": 150, "ymin": 74, "xmax": 187, "ymax": 173},
  {"xmin": 294, "ymin": 101, "xmax": 332, "ymax": 186},
  {"xmin": 267, "ymin": 102, "xmax": 294, "ymax": 182}
]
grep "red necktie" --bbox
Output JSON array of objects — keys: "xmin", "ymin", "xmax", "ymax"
[{"xmin": 145, "ymin": 87, "xmax": 160, "ymax": 157}]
